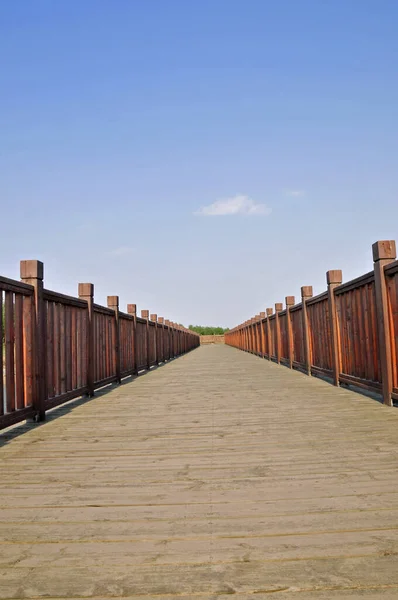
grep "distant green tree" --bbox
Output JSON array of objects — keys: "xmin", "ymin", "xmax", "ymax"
[{"xmin": 188, "ymin": 325, "xmax": 230, "ymax": 336}]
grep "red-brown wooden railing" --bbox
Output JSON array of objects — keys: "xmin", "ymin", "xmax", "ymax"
[
  {"xmin": 0, "ymin": 260, "xmax": 199, "ymax": 430},
  {"xmin": 225, "ymin": 240, "xmax": 398, "ymax": 407}
]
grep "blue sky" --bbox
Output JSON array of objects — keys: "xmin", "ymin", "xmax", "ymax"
[{"xmin": 1, "ymin": 0, "xmax": 397, "ymax": 327}]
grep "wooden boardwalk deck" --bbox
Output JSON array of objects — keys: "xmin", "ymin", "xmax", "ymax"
[{"xmin": 1, "ymin": 345, "xmax": 398, "ymax": 599}]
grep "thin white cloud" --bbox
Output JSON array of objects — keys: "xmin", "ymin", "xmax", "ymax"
[
  {"xmin": 285, "ymin": 189, "xmax": 306, "ymax": 197},
  {"xmin": 194, "ymin": 195, "xmax": 271, "ymax": 217},
  {"xmin": 106, "ymin": 246, "xmax": 135, "ymax": 257}
]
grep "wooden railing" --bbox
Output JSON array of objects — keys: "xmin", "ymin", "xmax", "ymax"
[
  {"xmin": 225, "ymin": 240, "xmax": 398, "ymax": 406},
  {"xmin": 1, "ymin": 260, "xmax": 199, "ymax": 431}
]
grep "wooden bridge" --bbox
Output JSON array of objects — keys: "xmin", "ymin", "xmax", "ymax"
[{"xmin": 1, "ymin": 240, "xmax": 398, "ymax": 598}]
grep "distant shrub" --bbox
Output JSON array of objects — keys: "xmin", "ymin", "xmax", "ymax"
[{"xmin": 188, "ymin": 325, "xmax": 229, "ymax": 336}]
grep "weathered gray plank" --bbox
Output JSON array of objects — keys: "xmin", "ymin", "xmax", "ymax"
[{"xmin": 1, "ymin": 345, "xmax": 398, "ymax": 598}]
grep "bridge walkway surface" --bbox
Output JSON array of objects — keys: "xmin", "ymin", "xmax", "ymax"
[{"xmin": 1, "ymin": 344, "xmax": 398, "ymax": 599}]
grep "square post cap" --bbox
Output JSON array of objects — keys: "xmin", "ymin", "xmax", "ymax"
[
  {"xmin": 78, "ymin": 283, "xmax": 94, "ymax": 298},
  {"xmin": 127, "ymin": 304, "xmax": 136, "ymax": 315},
  {"xmin": 141, "ymin": 310, "xmax": 149, "ymax": 319},
  {"xmin": 326, "ymin": 270, "xmax": 343, "ymax": 285},
  {"xmin": 150, "ymin": 314, "xmax": 157, "ymax": 322},
  {"xmin": 107, "ymin": 296, "xmax": 119, "ymax": 308},
  {"xmin": 285, "ymin": 296, "xmax": 295, "ymax": 307},
  {"xmin": 372, "ymin": 240, "xmax": 396, "ymax": 261},
  {"xmin": 266, "ymin": 308, "xmax": 273, "ymax": 316},
  {"xmin": 20, "ymin": 260, "xmax": 44, "ymax": 280},
  {"xmin": 275, "ymin": 303, "xmax": 283, "ymax": 313},
  {"xmin": 301, "ymin": 286, "xmax": 313, "ymax": 298}
]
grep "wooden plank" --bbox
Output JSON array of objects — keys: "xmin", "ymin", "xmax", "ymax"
[
  {"xmin": 78, "ymin": 284, "xmax": 94, "ymax": 395},
  {"xmin": 53, "ymin": 303, "xmax": 61, "ymax": 397},
  {"xmin": 372, "ymin": 241, "xmax": 396, "ymax": 405},
  {"xmin": 14, "ymin": 294, "xmax": 25, "ymax": 410},
  {"xmin": 44, "ymin": 386, "xmax": 88, "ymax": 411},
  {"xmin": 384, "ymin": 258, "xmax": 398, "ymax": 276},
  {"xmin": 285, "ymin": 297, "xmax": 295, "ymax": 368},
  {"xmin": 0, "ymin": 292, "xmax": 3, "ymax": 416},
  {"xmin": 1, "ymin": 346, "xmax": 398, "ymax": 596},
  {"xmin": 23, "ymin": 295, "xmax": 34, "ymax": 407},
  {"xmin": 301, "ymin": 286, "xmax": 313, "ymax": 376},
  {"xmin": 60, "ymin": 304, "xmax": 66, "ymax": 395},
  {"xmin": 71, "ymin": 307, "xmax": 77, "ymax": 390},
  {"xmin": 46, "ymin": 301, "xmax": 54, "ymax": 399},
  {"xmin": 65, "ymin": 306, "xmax": 72, "ymax": 392},
  {"xmin": 334, "ymin": 270, "xmax": 374, "ymax": 295},
  {"xmin": 387, "ymin": 274, "xmax": 398, "ymax": 389},
  {"xmin": 361, "ymin": 282, "xmax": 373, "ymax": 382},
  {"xmin": 4, "ymin": 291, "xmax": 15, "ymax": 412},
  {"xmin": 43, "ymin": 288, "xmax": 86, "ymax": 308},
  {"xmin": 0, "ymin": 275, "xmax": 33, "ymax": 295},
  {"xmin": 0, "ymin": 405, "xmax": 35, "ymax": 430}
]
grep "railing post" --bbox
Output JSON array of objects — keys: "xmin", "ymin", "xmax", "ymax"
[
  {"xmin": 78, "ymin": 283, "xmax": 95, "ymax": 396},
  {"xmin": 259, "ymin": 312, "xmax": 266, "ymax": 357},
  {"xmin": 173, "ymin": 323, "xmax": 177, "ymax": 356},
  {"xmin": 254, "ymin": 315, "xmax": 260, "ymax": 355},
  {"xmin": 169, "ymin": 321, "xmax": 173, "ymax": 357},
  {"xmin": 141, "ymin": 310, "xmax": 150, "ymax": 370},
  {"xmin": 165, "ymin": 320, "xmax": 171, "ymax": 359},
  {"xmin": 250, "ymin": 318, "xmax": 255, "ymax": 353},
  {"xmin": 285, "ymin": 296, "xmax": 295, "ymax": 369},
  {"xmin": 172, "ymin": 322, "xmax": 177, "ymax": 357},
  {"xmin": 275, "ymin": 303, "xmax": 283, "ymax": 364},
  {"xmin": 150, "ymin": 314, "xmax": 158, "ymax": 364},
  {"xmin": 127, "ymin": 304, "xmax": 138, "ymax": 375},
  {"xmin": 373, "ymin": 240, "xmax": 397, "ymax": 406},
  {"xmin": 266, "ymin": 308, "xmax": 273, "ymax": 359},
  {"xmin": 20, "ymin": 260, "xmax": 46, "ymax": 421},
  {"xmin": 107, "ymin": 296, "xmax": 121, "ymax": 383},
  {"xmin": 301, "ymin": 286, "xmax": 313, "ymax": 376},
  {"xmin": 158, "ymin": 317, "xmax": 165, "ymax": 363},
  {"xmin": 326, "ymin": 270, "xmax": 343, "ymax": 387},
  {"xmin": 176, "ymin": 324, "xmax": 180, "ymax": 356}
]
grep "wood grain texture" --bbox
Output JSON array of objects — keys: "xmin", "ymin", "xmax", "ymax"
[{"xmin": 1, "ymin": 345, "xmax": 398, "ymax": 598}]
